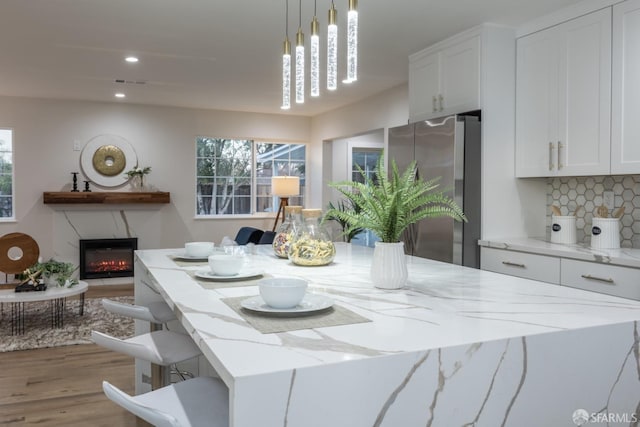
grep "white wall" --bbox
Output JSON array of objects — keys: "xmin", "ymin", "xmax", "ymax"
[
  {"xmin": 309, "ymin": 84, "xmax": 409, "ymax": 209},
  {"xmin": 0, "ymin": 96, "xmax": 310, "ymax": 272}
]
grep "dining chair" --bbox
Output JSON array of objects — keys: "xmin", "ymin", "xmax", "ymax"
[
  {"xmin": 91, "ymin": 329, "xmax": 202, "ymax": 387},
  {"xmin": 102, "ymin": 376, "xmax": 229, "ymax": 427},
  {"xmin": 233, "ymin": 227, "xmax": 263, "ymax": 245},
  {"xmin": 257, "ymin": 231, "xmax": 276, "ymax": 245}
]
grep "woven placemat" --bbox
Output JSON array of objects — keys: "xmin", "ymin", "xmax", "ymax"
[
  {"xmin": 221, "ymin": 295, "xmax": 371, "ymax": 334},
  {"xmin": 187, "ymin": 271, "xmax": 269, "ymax": 289}
]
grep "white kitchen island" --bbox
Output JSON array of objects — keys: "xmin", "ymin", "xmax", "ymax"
[{"xmin": 134, "ymin": 243, "xmax": 640, "ymax": 426}]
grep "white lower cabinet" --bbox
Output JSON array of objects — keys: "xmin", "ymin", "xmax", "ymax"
[
  {"xmin": 481, "ymin": 247, "xmax": 560, "ymax": 284},
  {"xmin": 481, "ymin": 247, "xmax": 640, "ymax": 300},
  {"xmin": 561, "ymin": 259, "xmax": 640, "ymax": 300}
]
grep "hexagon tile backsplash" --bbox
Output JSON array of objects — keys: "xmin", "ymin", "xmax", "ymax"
[{"xmin": 547, "ymin": 175, "xmax": 640, "ymax": 248}]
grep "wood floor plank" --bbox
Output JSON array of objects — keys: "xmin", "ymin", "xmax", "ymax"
[{"xmin": 0, "ymin": 284, "xmax": 137, "ymax": 426}]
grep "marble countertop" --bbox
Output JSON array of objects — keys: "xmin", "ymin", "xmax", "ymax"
[
  {"xmin": 479, "ymin": 237, "xmax": 640, "ymax": 268},
  {"xmin": 136, "ymin": 243, "xmax": 640, "ymax": 381}
]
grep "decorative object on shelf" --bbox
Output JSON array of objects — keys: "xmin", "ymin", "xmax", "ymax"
[
  {"xmin": 83, "ymin": 181, "xmax": 91, "ymax": 192},
  {"xmin": 124, "ymin": 165, "xmax": 151, "ymax": 192},
  {"xmin": 271, "ymin": 176, "xmax": 300, "ymax": 231},
  {"xmin": 327, "ymin": 155, "xmax": 466, "ymax": 289},
  {"xmin": 92, "ymin": 144, "xmax": 126, "ymax": 177},
  {"xmin": 71, "ymin": 172, "xmax": 80, "ymax": 192},
  {"xmin": 289, "ymin": 208, "xmax": 336, "ymax": 266},
  {"xmin": 273, "ymin": 205, "xmax": 303, "ymax": 258},
  {"xmin": 80, "ymin": 134, "xmax": 137, "ymax": 188}
]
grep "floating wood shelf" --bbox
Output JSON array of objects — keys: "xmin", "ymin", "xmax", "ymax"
[{"xmin": 43, "ymin": 192, "xmax": 170, "ymax": 204}]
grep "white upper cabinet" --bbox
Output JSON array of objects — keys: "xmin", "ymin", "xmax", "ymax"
[
  {"xmin": 515, "ymin": 8, "xmax": 611, "ymax": 177},
  {"xmin": 612, "ymin": 0, "xmax": 640, "ymax": 174},
  {"xmin": 409, "ymin": 29, "xmax": 480, "ymax": 122}
]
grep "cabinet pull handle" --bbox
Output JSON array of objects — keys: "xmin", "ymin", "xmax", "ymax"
[
  {"xmin": 438, "ymin": 94, "xmax": 444, "ymax": 111},
  {"xmin": 432, "ymin": 96, "xmax": 437, "ymax": 112},
  {"xmin": 557, "ymin": 141, "xmax": 563, "ymax": 170},
  {"xmin": 581, "ymin": 274, "xmax": 614, "ymax": 284},
  {"xmin": 502, "ymin": 261, "xmax": 526, "ymax": 268},
  {"xmin": 548, "ymin": 142, "xmax": 555, "ymax": 171}
]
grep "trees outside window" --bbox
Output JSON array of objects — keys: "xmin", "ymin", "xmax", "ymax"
[
  {"xmin": 0, "ymin": 129, "xmax": 14, "ymax": 220},
  {"xmin": 196, "ymin": 137, "xmax": 305, "ymax": 216}
]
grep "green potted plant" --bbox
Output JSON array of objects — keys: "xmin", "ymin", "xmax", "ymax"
[
  {"xmin": 326, "ymin": 155, "xmax": 466, "ymax": 289},
  {"xmin": 35, "ymin": 259, "xmax": 78, "ymax": 288},
  {"xmin": 124, "ymin": 165, "xmax": 151, "ymax": 191},
  {"xmin": 324, "ymin": 199, "xmax": 365, "ymax": 243}
]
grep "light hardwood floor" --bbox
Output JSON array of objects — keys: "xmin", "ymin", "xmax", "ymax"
[{"xmin": 0, "ymin": 284, "xmax": 137, "ymax": 426}]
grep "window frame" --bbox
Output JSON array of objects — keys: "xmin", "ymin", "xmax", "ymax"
[
  {"xmin": 195, "ymin": 137, "xmax": 306, "ymax": 219},
  {"xmin": 0, "ymin": 128, "xmax": 15, "ymax": 222}
]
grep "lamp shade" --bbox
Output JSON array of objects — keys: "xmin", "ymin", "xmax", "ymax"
[{"xmin": 272, "ymin": 176, "xmax": 300, "ymax": 197}]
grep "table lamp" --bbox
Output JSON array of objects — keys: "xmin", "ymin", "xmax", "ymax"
[{"xmin": 271, "ymin": 176, "xmax": 300, "ymax": 231}]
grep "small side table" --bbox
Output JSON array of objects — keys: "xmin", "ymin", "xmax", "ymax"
[{"xmin": 0, "ymin": 281, "xmax": 89, "ymax": 335}]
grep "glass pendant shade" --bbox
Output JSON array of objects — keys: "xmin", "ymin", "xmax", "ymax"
[
  {"xmin": 295, "ymin": 29, "xmax": 305, "ymax": 104},
  {"xmin": 281, "ymin": 39, "xmax": 291, "ymax": 109},
  {"xmin": 327, "ymin": 3, "xmax": 338, "ymax": 91},
  {"xmin": 310, "ymin": 17, "xmax": 320, "ymax": 97},
  {"xmin": 346, "ymin": 0, "xmax": 358, "ymax": 83}
]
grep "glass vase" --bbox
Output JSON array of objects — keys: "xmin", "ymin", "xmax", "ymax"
[
  {"xmin": 273, "ymin": 205, "xmax": 303, "ymax": 258},
  {"xmin": 289, "ymin": 209, "xmax": 336, "ymax": 266}
]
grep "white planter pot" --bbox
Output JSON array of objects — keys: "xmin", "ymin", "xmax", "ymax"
[{"xmin": 370, "ymin": 241, "xmax": 408, "ymax": 289}]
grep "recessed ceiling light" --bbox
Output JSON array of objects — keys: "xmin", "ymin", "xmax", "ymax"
[
  {"xmin": 125, "ymin": 56, "xmax": 139, "ymax": 63},
  {"xmin": 115, "ymin": 93, "xmax": 126, "ymax": 98}
]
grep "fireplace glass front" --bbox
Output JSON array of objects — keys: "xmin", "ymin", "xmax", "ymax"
[{"xmin": 79, "ymin": 238, "xmax": 137, "ymax": 279}]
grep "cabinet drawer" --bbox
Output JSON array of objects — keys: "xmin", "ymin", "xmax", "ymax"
[
  {"xmin": 561, "ymin": 259, "xmax": 640, "ymax": 300},
  {"xmin": 481, "ymin": 247, "xmax": 560, "ymax": 284}
]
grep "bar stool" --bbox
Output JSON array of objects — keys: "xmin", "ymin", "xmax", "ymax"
[
  {"xmin": 101, "ymin": 298, "xmax": 195, "ymax": 382},
  {"xmin": 91, "ymin": 329, "xmax": 202, "ymax": 388},
  {"xmin": 101, "ymin": 298, "xmax": 176, "ymax": 329},
  {"xmin": 102, "ymin": 376, "xmax": 229, "ymax": 427}
]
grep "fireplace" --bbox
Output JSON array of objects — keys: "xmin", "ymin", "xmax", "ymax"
[{"xmin": 79, "ymin": 238, "xmax": 138, "ymax": 279}]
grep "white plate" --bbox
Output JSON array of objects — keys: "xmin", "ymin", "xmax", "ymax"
[
  {"xmin": 240, "ymin": 294, "xmax": 334, "ymax": 316},
  {"xmin": 173, "ymin": 252, "xmax": 210, "ymax": 262},
  {"xmin": 195, "ymin": 269, "xmax": 263, "ymax": 281}
]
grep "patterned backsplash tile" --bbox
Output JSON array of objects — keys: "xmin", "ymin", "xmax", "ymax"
[{"xmin": 547, "ymin": 175, "xmax": 640, "ymax": 248}]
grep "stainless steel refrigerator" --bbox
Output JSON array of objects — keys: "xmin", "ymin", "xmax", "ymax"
[{"xmin": 388, "ymin": 113, "xmax": 481, "ymax": 268}]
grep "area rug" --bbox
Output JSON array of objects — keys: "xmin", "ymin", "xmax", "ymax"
[{"xmin": 0, "ymin": 296, "xmax": 134, "ymax": 352}]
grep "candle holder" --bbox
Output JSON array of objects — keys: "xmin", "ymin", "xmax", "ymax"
[
  {"xmin": 83, "ymin": 181, "xmax": 91, "ymax": 192},
  {"xmin": 71, "ymin": 172, "xmax": 79, "ymax": 192}
]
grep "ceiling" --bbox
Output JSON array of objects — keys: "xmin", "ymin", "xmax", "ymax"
[{"xmin": 0, "ymin": 0, "xmax": 584, "ymax": 117}]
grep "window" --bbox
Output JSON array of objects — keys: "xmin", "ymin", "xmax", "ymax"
[
  {"xmin": 351, "ymin": 148, "xmax": 381, "ymax": 184},
  {"xmin": 0, "ymin": 129, "xmax": 13, "ymax": 220},
  {"xmin": 349, "ymin": 145, "xmax": 382, "ymax": 247},
  {"xmin": 196, "ymin": 137, "xmax": 305, "ymax": 216}
]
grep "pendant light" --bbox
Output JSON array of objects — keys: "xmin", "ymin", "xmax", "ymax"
[
  {"xmin": 310, "ymin": 0, "xmax": 320, "ymax": 97},
  {"xmin": 295, "ymin": 0, "xmax": 305, "ymax": 104},
  {"xmin": 327, "ymin": 1, "xmax": 338, "ymax": 91},
  {"xmin": 346, "ymin": 0, "xmax": 358, "ymax": 83},
  {"xmin": 281, "ymin": 0, "xmax": 291, "ymax": 110}
]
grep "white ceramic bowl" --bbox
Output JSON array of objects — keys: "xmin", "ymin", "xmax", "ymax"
[
  {"xmin": 208, "ymin": 253, "xmax": 245, "ymax": 276},
  {"xmin": 259, "ymin": 277, "xmax": 308, "ymax": 309},
  {"xmin": 185, "ymin": 241, "xmax": 214, "ymax": 258}
]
